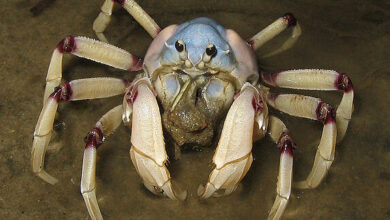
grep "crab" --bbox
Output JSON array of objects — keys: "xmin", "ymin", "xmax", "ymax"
[{"xmin": 31, "ymin": 0, "xmax": 354, "ymax": 219}]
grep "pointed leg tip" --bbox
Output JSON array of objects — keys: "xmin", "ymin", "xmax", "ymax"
[
  {"xmin": 173, "ymin": 184, "xmax": 187, "ymax": 201},
  {"xmin": 171, "ymin": 182, "xmax": 188, "ymax": 201},
  {"xmin": 161, "ymin": 181, "xmax": 187, "ymax": 201},
  {"xmin": 197, "ymin": 183, "xmax": 217, "ymax": 199},
  {"xmin": 268, "ymin": 196, "xmax": 288, "ymax": 220},
  {"xmin": 294, "ymin": 180, "xmax": 314, "ymax": 189},
  {"xmin": 293, "ymin": 181, "xmax": 306, "ymax": 189},
  {"xmin": 96, "ymin": 33, "xmax": 109, "ymax": 43},
  {"xmin": 197, "ymin": 184, "xmax": 205, "ymax": 197},
  {"xmin": 35, "ymin": 170, "xmax": 58, "ymax": 185},
  {"xmin": 82, "ymin": 190, "xmax": 103, "ymax": 220}
]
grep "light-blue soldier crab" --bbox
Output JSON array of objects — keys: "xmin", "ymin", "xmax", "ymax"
[{"xmin": 31, "ymin": 0, "xmax": 354, "ymax": 219}]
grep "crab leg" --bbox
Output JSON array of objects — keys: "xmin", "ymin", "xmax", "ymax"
[
  {"xmin": 43, "ymin": 36, "xmax": 142, "ymax": 103},
  {"xmin": 248, "ymin": 13, "xmax": 301, "ymax": 57},
  {"xmin": 266, "ymin": 93, "xmax": 337, "ymax": 189},
  {"xmin": 267, "ymin": 116, "xmax": 295, "ymax": 220},
  {"xmin": 262, "ymin": 69, "xmax": 353, "ymax": 142},
  {"xmin": 127, "ymin": 78, "xmax": 187, "ymax": 200},
  {"xmin": 81, "ymin": 105, "xmax": 123, "ymax": 220},
  {"xmin": 93, "ymin": 0, "xmax": 114, "ymax": 43},
  {"xmin": 94, "ymin": 0, "xmax": 160, "ymax": 42},
  {"xmin": 32, "ymin": 78, "xmax": 127, "ymax": 184},
  {"xmin": 198, "ymin": 83, "xmax": 264, "ymax": 198}
]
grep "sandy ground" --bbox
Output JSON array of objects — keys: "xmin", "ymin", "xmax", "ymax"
[{"xmin": 0, "ymin": 0, "xmax": 389, "ymax": 219}]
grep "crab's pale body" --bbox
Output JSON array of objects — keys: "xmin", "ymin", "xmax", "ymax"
[
  {"xmin": 144, "ymin": 17, "xmax": 259, "ymax": 149},
  {"xmin": 31, "ymin": 1, "xmax": 354, "ymax": 220}
]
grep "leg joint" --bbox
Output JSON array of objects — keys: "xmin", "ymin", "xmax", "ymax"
[
  {"xmin": 112, "ymin": 0, "xmax": 125, "ymax": 6},
  {"xmin": 49, "ymin": 82, "xmax": 72, "ymax": 103},
  {"xmin": 316, "ymin": 102, "xmax": 336, "ymax": 124},
  {"xmin": 335, "ymin": 73, "xmax": 353, "ymax": 93},
  {"xmin": 56, "ymin": 36, "xmax": 76, "ymax": 53},
  {"xmin": 277, "ymin": 132, "xmax": 295, "ymax": 156},
  {"xmin": 282, "ymin": 13, "xmax": 297, "ymax": 27},
  {"xmin": 261, "ymin": 71, "xmax": 279, "ymax": 87},
  {"xmin": 84, "ymin": 127, "xmax": 104, "ymax": 149}
]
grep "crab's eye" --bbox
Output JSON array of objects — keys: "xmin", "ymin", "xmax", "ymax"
[
  {"xmin": 175, "ymin": 40, "xmax": 185, "ymax": 52},
  {"xmin": 206, "ymin": 44, "xmax": 217, "ymax": 57}
]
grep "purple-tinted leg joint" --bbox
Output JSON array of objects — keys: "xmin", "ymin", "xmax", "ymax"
[
  {"xmin": 233, "ymin": 92, "xmax": 240, "ymax": 100},
  {"xmin": 316, "ymin": 102, "xmax": 336, "ymax": 125},
  {"xmin": 50, "ymin": 82, "xmax": 72, "ymax": 103},
  {"xmin": 282, "ymin": 13, "xmax": 297, "ymax": 28},
  {"xmin": 125, "ymin": 85, "xmax": 138, "ymax": 104},
  {"xmin": 128, "ymin": 55, "xmax": 143, "ymax": 72},
  {"xmin": 112, "ymin": 0, "xmax": 125, "ymax": 6},
  {"xmin": 261, "ymin": 71, "xmax": 279, "ymax": 86},
  {"xmin": 335, "ymin": 73, "xmax": 353, "ymax": 93},
  {"xmin": 267, "ymin": 92, "xmax": 279, "ymax": 102},
  {"xmin": 277, "ymin": 131, "xmax": 295, "ymax": 156},
  {"xmin": 252, "ymin": 94, "xmax": 264, "ymax": 112},
  {"xmin": 247, "ymin": 39, "xmax": 255, "ymax": 49},
  {"xmin": 57, "ymin": 36, "xmax": 76, "ymax": 54},
  {"xmin": 156, "ymin": 28, "xmax": 162, "ymax": 35},
  {"xmin": 122, "ymin": 79, "xmax": 131, "ymax": 88},
  {"xmin": 84, "ymin": 127, "xmax": 104, "ymax": 149}
]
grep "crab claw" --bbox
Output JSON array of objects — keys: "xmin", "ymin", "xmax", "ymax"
[
  {"xmin": 129, "ymin": 79, "xmax": 187, "ymax": 200},
  {"xmin": 198, "ymin": 83, "xmax": 262, "ymax": 198}
]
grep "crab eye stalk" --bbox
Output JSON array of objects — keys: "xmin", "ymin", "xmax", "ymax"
[
  {"xmin": 202, "ymin": 44, "xmax": 217, "ymax": 63},
  {"xmin": 175, "ymin": 40, "xmax": 185, "ymax": 52},
  {"xmin": 206, "ymin": 44, "xmax": 217, "ymax": 57},
  {"xmin": 175, "ymin": 40, "xmax": 188, "ymax": 61}
]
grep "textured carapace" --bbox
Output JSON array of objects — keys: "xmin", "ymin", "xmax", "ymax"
[{"xmin": 142, "ymin": 18, "xmax": 259, "ymax": 147}]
